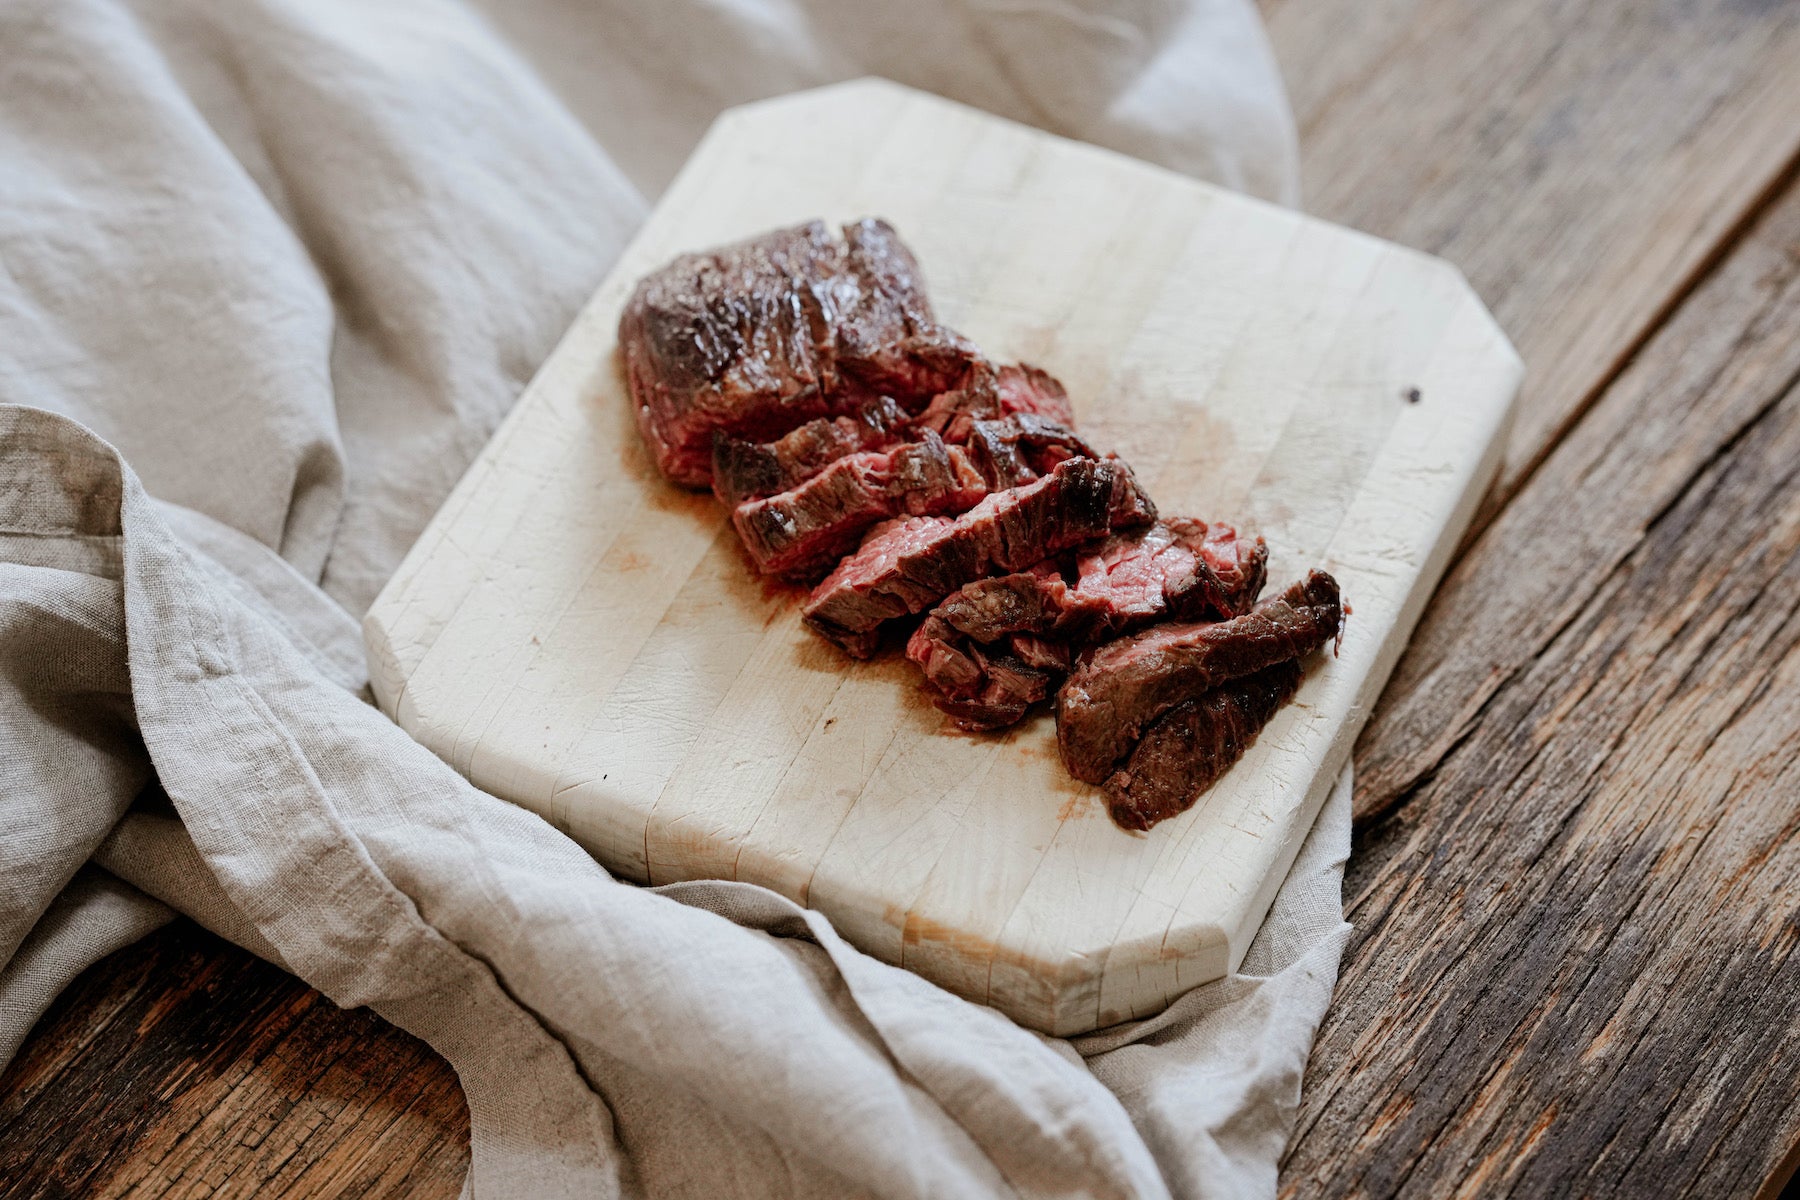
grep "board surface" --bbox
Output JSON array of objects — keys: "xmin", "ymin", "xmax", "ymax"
[{"xmin": 364, "ymin": 79, "xmax": 1521, "ymax": 1036}]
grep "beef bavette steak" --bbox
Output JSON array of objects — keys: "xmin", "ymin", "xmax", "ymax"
[
  {"xmin": 804, "ymin": 455, "xmax": 1157, "ymax": 657},
  {"xmin": 962, "ymin": 413, "xmax": 1100, "ymax": 490},
  {"xmin": 620, "ymin": 219, "xmax": 981, "ymax": 487},
  {"xmin": 711, "ymin": 395, "xmax": 910, "ymax": 508},
  {"xmin": 912, "ymin": 361, "xmax": 1075, "ymax": 443},
  {"xmin": 713, "ymin": 396, "xmax": 1089, "ymax": 516},
  {"xmin": 906, "ymin": 519, "xmax": 1267, "ymax": 729},
  {"xmin": 1165, "ymin": 522, "xmax": 1269, "ymax": 621},
  {"xmin": 731, "ymin": 431, "xmax": 989, "ymax": 579},
  {"xmin": 1102, "ymin": 659, "xmax": 1304, "ymax": 831},
  {"xmin": 1056, "ymin": 570, "xmax": 1342, "ymax": 783}
]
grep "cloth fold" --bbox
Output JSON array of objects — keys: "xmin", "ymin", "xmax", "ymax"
[{"xmin": 0, "ymin": 2, "xmax": 1348, "ymax": 1196}]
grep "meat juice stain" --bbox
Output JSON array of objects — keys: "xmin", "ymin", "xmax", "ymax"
[
  {"xmin": 1056, "ymin": 792, "xmax": 1098, "ymax": 822},
  {"xmin": 757, "ymin": 573, "xmax": 809, "ymax": 607}
]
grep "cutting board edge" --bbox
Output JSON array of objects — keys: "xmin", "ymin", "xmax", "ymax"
[{"xmin": 1217, "ymin": 335, "xmax": 1521, "ymax": 986}]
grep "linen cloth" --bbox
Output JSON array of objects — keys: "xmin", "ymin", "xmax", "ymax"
[{"xmin": 0, "ymin": 2, "xmax": 1350, "ymax": 1196}]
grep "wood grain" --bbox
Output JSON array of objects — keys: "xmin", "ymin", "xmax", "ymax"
[
  {"xmin": 1262, "ymin": 0, "xmax": 1800, "ymax": 511},
  {"xmin": 363, "ymin": 80, "xmax": 1519, "ymax": 1036},
  {"xmin": 1282, "ymin": 159, "xmax": 1800, "ymax": 1199},
  {"xmin": 0, "ymin": 921, "xmax": 468, "ymax": 1199}
]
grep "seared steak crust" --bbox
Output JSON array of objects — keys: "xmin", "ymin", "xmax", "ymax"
[
  {"xmin": 1102, "ymin": 660, "xmax": 1304, "ymax": 831},
  {"xmin": 620, "ymin": 219, "xmax": 982, "ymax": 487},
  {"xmin": 712, "ymin": 395, "xmax": 910, "ymax": 507},
  {"xmin": 963, "ymin": 414, "xmax": 1100, "ymax": 490},
  {"xmin": 1056, "ymin": 570, "xmax": 1341, "ymax": 783},
  {"xmin": 832, "ymin": 219, "xmax": 984, "ymax": 400},
  {"xmin": 803, "ymin": 456, "xmax": 1157, "ymax": 657},
  {"xmin": 731, "ymin": 431, "xmax": 988, "ymax": 580}
]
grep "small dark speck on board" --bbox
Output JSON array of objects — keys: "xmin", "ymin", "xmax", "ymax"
[
  {"xmin": 824, "ymin": 717, "xmax": 837, "ymax": 730},
  {"xmin": 1403, "ymin": 386, "xmax": 1423, "ymax": 404}
]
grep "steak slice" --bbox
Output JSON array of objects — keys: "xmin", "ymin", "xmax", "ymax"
[
  {"xmin": 804, "ymin": 456, "xmax": 1157, "ymax": 657},
  {"xmin": 1166, "ymin": 523, "xmax": 1269, "ymax": 621},
  {"xmin": 933, "ymin": 519, "xmax": 1262, "ymax": 644},
  {"xmin": 997, "ymin": 364, "xmax": 1076, "ymax": 427},
  {"xmin": 906, "ymin": 616, "xmax": 1059, "ymax": 731},
  {"xmin": 1102, "ymin": 660, "xmax": 1304, "ymax": 831},
  {"xmin": 964, "ymin": 413, "xmax": 1101, "ymax": 490},
  {"xmin": 1008, "ymin": 633, "xmax": 1072, "ymax": 672},
  {"xmin": 731, "ymin": 431, "xmax": 988, "ymax": 580},
  {"xmin": 1073, "ymin": 518, "xmax": 1265, "ymax": 630},
  {"xmin": 621, "ymin": 219, "xmax": 981, "ymax": 487},
  {"xmin": 906, "ymin": 518, "xmax": 1256, "ymax": 729},
  {"xmin": 912, "ymin": 362, "xmax": 1076, "ymax": 443},
  {"xmin": 711, "ymin": 395, "xmax": 910, "ymax": 507},
  {"xmin": 931, "ymin": 562, "xmax": 1092, "ymax": 645},
  {"xmin": 1056, "ymin": 570, "xmax": 1342, "ymax": 783}
]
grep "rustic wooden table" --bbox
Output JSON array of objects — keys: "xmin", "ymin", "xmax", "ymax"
[{"xmin": 5, "ymin": 0, "xmax": 1799, "ymax": 1195}]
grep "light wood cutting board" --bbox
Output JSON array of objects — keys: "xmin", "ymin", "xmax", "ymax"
[{"xmin": 364, "ymin": 79, "xmax": 1521, "ymax": 1036}]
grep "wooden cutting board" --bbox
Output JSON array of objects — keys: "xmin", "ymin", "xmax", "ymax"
[{"xmin": 364, "ymin": 79, "xmax": 1521, "ymax": 1036}]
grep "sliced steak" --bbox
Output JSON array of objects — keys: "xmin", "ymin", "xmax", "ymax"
[
  {"xmin": 1056, "ymin": 570, "xmax": 1341, "ymax": 783},
  {"xmin": 1165, "ymin": 523, "xmax": 1269, "ymax": 621},
  {"xmin": 1073, "ymin": 518, "xmax": 1265, "ymax": 630},
  {"xmin": 932, "ymin": 562, "xmax": 1090, "ymax": 645},
  {"xmin": 804, "ymin": 456, "xmax": 1157, "ymax": 657},
  {"xmin": 1102, "ymin": 660, "xmax": 1304, "ymax": 831},
  {"xmin": 905, "ymin": 564, "xmax": 1078, "ymax": 729},
  {"xmin": 732, "ymin": 431, "xmax": 988, "ymax": 579},
  {"xmin": 907, "ymin": 624, "xmax": 1059, "ymax": 731},
  {"xmin": 1008, "ymin": 633, "xmax": 1072, "ymax": 672},
  {"xmin": 912, "ymin": 362, "xmax": 1076, "ymax": 442},
  {"xmin": 906, "ymin": 620, "xmax": 1060, "ymax": 731},
  {"xmin": 997, "ymin": 364, "xmax": 1076, "ymax": 427},
  {"xmin": 621, "ymin": 219, "xmax": 981, "ymax": 487},
  {"xmin": 907, "ymin": 518, "xmax": 1255, "ymax": 729},
  {"xmin": 712, "ymin": 395, "xmax": 909, "ymax": 507},
  {"xmin": 964, "ymin": 413, "xmax": 1100, "ymax": 489}
]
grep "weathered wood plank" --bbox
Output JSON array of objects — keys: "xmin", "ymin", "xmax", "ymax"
[
  {"xmin": 1354, "ymin": 143, "xmax": 1800, "ymax": 819},
  {"xmin": 1262, "ymin": 0, "xmax": 1800, "ymax": 507},
  {"xmin": 1282, "ymin": 170, "xmax": 1800, "ymax": 1197},
  {"xmin": 0, "ymin": 921, "xmax": 467, "ymax": 1199}
]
